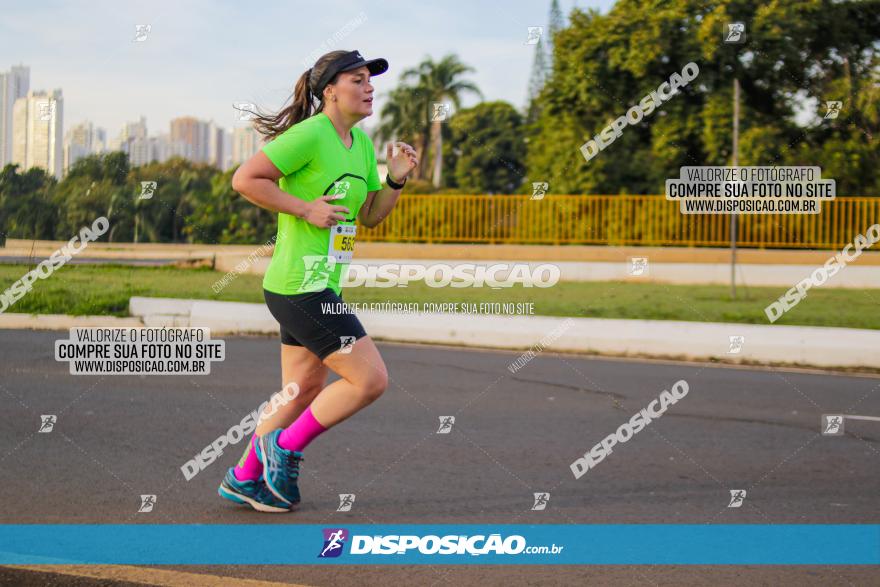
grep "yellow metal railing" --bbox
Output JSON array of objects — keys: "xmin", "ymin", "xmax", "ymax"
[{"xmin": 360, "ymin": 195, "xmax": 880, "ymax": 249}]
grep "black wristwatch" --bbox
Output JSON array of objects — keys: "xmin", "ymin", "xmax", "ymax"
[{"xmin": 386, "ymin": 172, "xmax": 406, "ymax": 190}]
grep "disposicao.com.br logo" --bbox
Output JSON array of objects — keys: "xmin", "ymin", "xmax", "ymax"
[{"xmin": 318, "ymin": 528, "xmax": 563, "ymax": 558}]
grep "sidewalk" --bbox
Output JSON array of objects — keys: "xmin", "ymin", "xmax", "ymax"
[
  {"xmin": 126, "ymin": 297, "xmax": 880, "ymax": 369},
  {"xmin": 3, "ymin": 297, "xmax": 875, "ymax": 370}
]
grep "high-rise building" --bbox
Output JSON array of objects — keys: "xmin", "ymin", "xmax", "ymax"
[
  {"xmin": 0, "ymin": 65, "xmax": 30, "ymax": 167},
  {"xmin": 207, "ymin": 120, "xmax": 226, "ymax": 170},
  {"xmin": 94, "ymin": 127, "xmax": 107, "ymax": 151},
  {"xmin": 113, "ymin": 116, "xmax": 154, "ymax": 167},
  {"xmin": 148, "ymin": 135, "xmax": 165, "ymax": 164},
  {"xmin": 222, "ymin": 130, "xmax": 233, "ymax": 171},
  {"xmin": 231, "ymin": 126, "xmax": 261, "ymax": 167},
  {"xmin": 119, "ymin": 116, "xmax": 147, "ymax": 143},
  {"xmin": 63, "ymin": 120, "xmax": 106, "ymax": 174},
  {"xmin": 12, "ymin": 89, "xmax": 63, "ymax": 179},
  {"xmin": 170, "ymin": 116, "xmax": 210, "ymax": 163},
  {"xmin": 127, "ymin": 136, "xmax": 152, "ymax": 167}
]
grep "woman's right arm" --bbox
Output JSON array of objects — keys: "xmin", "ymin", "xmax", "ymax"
[{"xmin": 231, "ymin": 152, "xmax": 348, "ymax": 228}]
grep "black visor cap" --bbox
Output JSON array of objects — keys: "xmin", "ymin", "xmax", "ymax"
[{"xmin": 313, "ymin": 50, "xmax": 388, "ymax": 97}]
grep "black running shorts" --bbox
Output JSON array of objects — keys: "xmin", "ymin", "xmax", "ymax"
[{"xmin": 263, "ymin": 288, "xmax": 367, "ymax": 360}]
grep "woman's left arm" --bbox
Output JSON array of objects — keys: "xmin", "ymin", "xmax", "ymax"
[{"xmin": 359, "ymin": 141, "xmax": 418, "ymax": 228}]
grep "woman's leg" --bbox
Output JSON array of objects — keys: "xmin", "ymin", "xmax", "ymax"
[
  {"xmin": 272, "ymin": 336, "xmax": 387, "ymax": 453},
  {"xmin": 259, "ymin": 287, "xmax": 384, "ymax": 432},
  {"xmin": 255, "ymin": 288, "xmax": 386, "ymax": 505},
  {"xmin": 257, "ymin": 343, "xmax": 328, "ymax": 434},
  {"xmin": 257, "ymin": 336, "xmax": 387, "ymax": 504},
  {"xmin": 234, "ymin": 344, "xmax": 326, "ymax": 481},
  {"xmin": 309, "ymin": 336, "xmax": 388, "ymax": 428}
]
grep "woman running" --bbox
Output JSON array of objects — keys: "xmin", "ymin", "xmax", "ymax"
[{"xmin": 218, "ymin": 49, "xmax": 418, "ymax": 512}]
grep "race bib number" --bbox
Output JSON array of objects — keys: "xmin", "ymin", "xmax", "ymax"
[{"xmin": 328, "ymin": 224, "xmax": 357, "ymax": 263}]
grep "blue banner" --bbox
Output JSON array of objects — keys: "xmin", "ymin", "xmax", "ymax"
[{"xmin": 0, "ymin": 525, "xmax": 877, "ymax": 565}]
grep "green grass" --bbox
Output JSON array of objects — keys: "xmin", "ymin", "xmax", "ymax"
[{"xmin": 1, "ymin": 263, "xmax": 878, "ymax": 329}]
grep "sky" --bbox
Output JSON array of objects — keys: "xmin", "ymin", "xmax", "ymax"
[{"xmin": 0, "ymin": 0, "xmax": 616, "ymax": 138}]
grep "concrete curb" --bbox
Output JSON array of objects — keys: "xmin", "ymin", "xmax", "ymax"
[{"xmin": 123, "ymin": 297, "xmax": 879, "ymax": 369}]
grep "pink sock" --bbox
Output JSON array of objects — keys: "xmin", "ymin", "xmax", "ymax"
[
  {"xmin": 277, "ymin": 406, "xmax": 328, "ymax": 452},
  {"xmin": 233, "ymin": 435, "xmax": 263, "ymax": 482}
]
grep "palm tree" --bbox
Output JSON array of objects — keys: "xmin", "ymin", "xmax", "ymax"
[
  {"xmin": 376, "ymin": 85, "xmax": 430, "ymax": 169},
  {"xmin": 378, "ymin": 55, "xmax": 482, "ymax": 187},
  {"xmin": 401, "ymin": 55, "xmax": 482, "ymax": 187}
]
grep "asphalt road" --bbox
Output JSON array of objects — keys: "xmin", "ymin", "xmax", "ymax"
[{"xmin": 1, "ymin": 330, "xmax": 878, "ymax": 586}]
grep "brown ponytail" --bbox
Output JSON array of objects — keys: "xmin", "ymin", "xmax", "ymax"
[{"xmin": 248, "ymin": 50, "xmax": 350, "ymax": 141}]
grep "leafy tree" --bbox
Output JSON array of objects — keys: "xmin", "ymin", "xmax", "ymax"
[
  {"xmin": 526, "ymin": 36, "xmax": 551, "ymax": 125},
  {"xmin": 376, "ymin": 85, "xmax": 430, "ymax": 157},
  {"xmin": 527, "ymin": 0, "xmax": 880, "ymax": 194},
  {"xmin": 378, "ymin": 55, "xmax": 482, "ymax": 187},
  {"xmin": 0, "ymin": 164, "xmax": 58, "ymax": 243},
  {"xmin": 53, "ymin": 153, "xmax": 130, "ymax": 242},
  {"xmin": 186, "ymin": 165, "xmax": 277, "ymax": 244},
  {"xmin": 447, "ymin": 102, "xmax": 526, "ymax": 193}
]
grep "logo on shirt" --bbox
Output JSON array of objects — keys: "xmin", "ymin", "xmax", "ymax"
[
  {"xmin": 328, "ymin": 180, "xmax": 351, "ymax": 198},
  {"xmin": 323, "ymin": 173, "xmax": 367, "ymax": 222}
]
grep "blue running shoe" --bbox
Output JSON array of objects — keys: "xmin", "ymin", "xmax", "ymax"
[
  {"xmin": 217, "ymin": 467, "xmax": 290, "ymax": 513},
  {"xmin": 257, "ymin": 429, "xmax": 304, "ymax": 506}
]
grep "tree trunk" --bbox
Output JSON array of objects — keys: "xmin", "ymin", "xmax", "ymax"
[
  {"xmin": 418, "ymin": 110, "xmax": 433, "ymax": 181},
  {"xmin": 412, "ymin": 132, "xmax": 429, "ymax": 181},
  {"xmin": 431, "ymin": 120, "xmax": 442, "ymax": 188}
]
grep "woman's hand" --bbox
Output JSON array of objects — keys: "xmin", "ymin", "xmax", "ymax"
[
  {"xmin": 304, "ymin": 195, "xmax": 350, "ymax": 228},
  {"xmin": 386, "ymin": 141, "xmax": 419, "ymax": 184}
]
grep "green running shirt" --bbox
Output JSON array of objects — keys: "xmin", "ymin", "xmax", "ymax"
[{"xmin": 260, "ymin": 112, "xmax": 381, "ymax": 295}]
